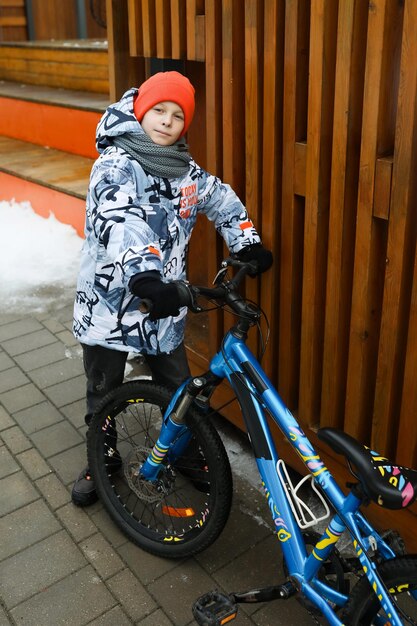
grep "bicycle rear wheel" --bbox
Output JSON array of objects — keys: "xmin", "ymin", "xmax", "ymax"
[
  {"xmin": 87, "ymin": 381, "xmax": 233, "ymax": 558},
  {"xmin": 343, "ymin": 556, "xmax": 417, "ymax": 625}
]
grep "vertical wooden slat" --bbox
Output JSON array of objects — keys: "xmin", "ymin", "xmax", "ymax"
[
  {"xmin": 244, "ymin": 0, "xmax": 263, "ymax": 356},
  {"xmin": 170, "ymin": 0, "xmax": 186, "ymax": 59},
  {"xmin": 128, "ymin": 0, "xmax": 143, "ymax": 57},
  {"xmin": 222, "ymin": 0, "xmax": 245, "ymax": 197},
  {"xmin": 186, "ymin": 0, "xmax": 205, "ymax": 62},
  {"xmin": 185, "ymin": 62, "xmax": 208, "ymax": 305},
  {"xmin": 244, "ymin": 0, "xmax": 263, "ymax": 231},
  {"xmin": 196, "ymin": 15, "xmax": 206, "ymax": 61},
  {"xmin": 320, "ymin": 0, "xmax": 367, "ymax": 429},
  {"xmin": 106, "ymin": 0, "xmax": 145, "ymax": 101},
  {"xmin": 205, "ymin": 0, "xmax": 222, "ymax": 176},
  {"xmin": 260, "ymin": 0, "xmax": 284, "ymax": 381},
  {"xmin": 344, "ymin": 0, "xmax": 396, "ymax": 443},
  {"xmin": 299, "ymin": 0, "xmax": 337, "ymax": 426},
  {"xmin": 155, "ymin": 0, "xmax": 171, "ymax": 58},
  {"xmin": 373, "ymin": 0, "xmax": 416, "ymax": 456},
  {"xmin": 205, "ymin": 0, "xmax": 223, "ymax": 353},
  {"xmin": 398, "ymin": 253, "xmax": 417, "ymax": 468},
  {"xmin": 279, "ymin": 0, "xmax": 309, "ymax": 409},
  {"xmin": 141, "ymin": 0, "xmax": 156, "ymax": 57},
  {"xmin": 222, "ymin": 0, "xmax": 245, "ymax": 337}
]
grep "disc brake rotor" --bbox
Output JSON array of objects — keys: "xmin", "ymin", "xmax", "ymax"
[{"xmin": 123, "ymin": 445, "xmax": 174, "ymax": 503}]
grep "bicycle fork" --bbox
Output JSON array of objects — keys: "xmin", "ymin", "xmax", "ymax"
[{"xmin": 139, "ymin": 375, "xmax": 211, "ymax": 481}]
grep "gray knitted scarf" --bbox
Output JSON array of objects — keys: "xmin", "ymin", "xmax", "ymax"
[{"xmin": 111, "ymin": 132, "xmax": 192, "ymax": 178}]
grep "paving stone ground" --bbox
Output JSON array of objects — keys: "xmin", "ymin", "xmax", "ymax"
[{"xmin": 0, "ymin": 303, "xmax": 317, "ymax": 626}]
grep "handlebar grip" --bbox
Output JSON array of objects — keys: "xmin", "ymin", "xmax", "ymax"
[
  {"xmin": 138, "ymin": 284, "xmax": 199, "ymax": 315},
  {"xmin": 138, "ymin": 298, "xmax": 153, "ymax": 314}
]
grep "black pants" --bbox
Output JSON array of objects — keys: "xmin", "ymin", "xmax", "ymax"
[{"xmin": 81, "ymin": 342, "xmax": 191, "ymax": 425}]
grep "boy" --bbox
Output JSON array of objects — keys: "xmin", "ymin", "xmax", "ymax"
[{"xmin": 72, "ymin": 71, "xmax": 272, "ymax": 505}]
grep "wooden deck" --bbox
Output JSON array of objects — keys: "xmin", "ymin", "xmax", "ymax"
[
  {"xmin": 0, "ymin": 79, "xmax": 109, "ymax": 112},
  {"xmin": 0, "ymin": 136, "xmax": 92, "ymax": 199}
]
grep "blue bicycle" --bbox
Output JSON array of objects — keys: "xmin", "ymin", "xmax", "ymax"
[{"xmin": 87, "ymin": 258, "xmax": 417, "ymax": 625}]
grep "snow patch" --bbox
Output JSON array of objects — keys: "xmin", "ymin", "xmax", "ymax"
[{"xmin": 0, "ymin": 200, "xmax": 82, "ymax": 313}]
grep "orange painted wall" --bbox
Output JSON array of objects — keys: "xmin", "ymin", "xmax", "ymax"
[
  {"xmin": 0, "ymin": 97, "xmax": 101, "ymax": 159},
  {"xmin": 0, "ymin": 172, "xmax": 85, "ymax": 237}
]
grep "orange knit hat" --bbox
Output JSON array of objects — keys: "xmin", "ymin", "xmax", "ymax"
[{"xmin": 133, "ymin": 71, "xmax": 195, "ymax": 137}]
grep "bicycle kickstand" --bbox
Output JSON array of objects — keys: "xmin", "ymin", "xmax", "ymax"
[{"xmin": 192, "ymin": 582, "xmax": 297, "ymax": 625}]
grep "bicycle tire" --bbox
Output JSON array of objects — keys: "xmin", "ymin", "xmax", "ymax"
[
  {"xmin": 87, "ymin": 381, "xmax": 233, "ymax": 558},
  {"xmin": 343, "ymin": 555, "xmax": 417, "ymax": 625}
]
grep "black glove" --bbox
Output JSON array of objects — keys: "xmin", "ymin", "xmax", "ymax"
[
  {"xmin": 235, "ymin": 243, "xmax": 273, "ymax": 277},
  {"xmin": 130, "ymin": 272, "xmax": 182, "ymax": 320}
]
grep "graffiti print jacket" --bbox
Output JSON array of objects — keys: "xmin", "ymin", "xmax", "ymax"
[{"xmin": 73, "ymin": 88, "xmax": 261, "ymax": 355}]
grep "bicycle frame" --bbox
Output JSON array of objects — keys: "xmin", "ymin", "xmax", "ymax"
[{"xmin": 141, "ymin": 326, "xmax": 406, "ymax": 626}]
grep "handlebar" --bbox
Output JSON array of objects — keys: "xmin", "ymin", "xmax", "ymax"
[{"xmin": 139, "ymin": 258, "xmax": 261, "ymax": 321}]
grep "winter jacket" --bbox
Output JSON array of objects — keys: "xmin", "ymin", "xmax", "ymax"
[{"xmin": 73, "ymin": 88, "xmax": 261, "ymax": 355}]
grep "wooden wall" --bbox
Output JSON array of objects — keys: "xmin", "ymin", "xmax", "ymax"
[
  {"xmin": 31, "ymin": 0, "xmax": 106, "ymax": 40},
  {"xmin": 0, "ymin": 0, "xmax": 106, "ymax": 42},
  {"xmin": 108, "ymin": 0, "xmax": 417, "ymax": 544},
  {"xmin": 0, "ymin": 0, "xmax": 27, "ymax": 41}
]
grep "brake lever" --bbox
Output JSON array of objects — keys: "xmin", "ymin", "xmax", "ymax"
[
  {"xmin": 175, "ymin": 280, "xmax": 203, "ymax": 313},
  {"xmin": 213, "ymin": 266, "xmax": 228, "ymax": 285}
]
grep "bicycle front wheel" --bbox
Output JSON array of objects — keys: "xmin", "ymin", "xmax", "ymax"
[
  {"xmin": 343, "ymin": 556, "xmax": 417, "ymax": 625},
  {"xmin": 87, "ymin": 381, "xmax": 233, "ymax": 558}
]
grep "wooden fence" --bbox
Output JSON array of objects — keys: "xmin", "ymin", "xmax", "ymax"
[{"xmin": 107, "ymin": 0, "xmax": 417, "ymax": 543}]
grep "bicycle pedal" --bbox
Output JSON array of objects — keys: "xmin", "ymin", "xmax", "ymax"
[{"xmin": 192, "ymin": 590, "xmax": 238, "ymax": 626}]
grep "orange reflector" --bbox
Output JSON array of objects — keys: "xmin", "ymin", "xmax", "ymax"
[
  {"xmin": 220, "ymin": 614, "xmax": 237, "ymax": 625},
  {"xmin": 162, "ymin": 506, "xmax": 195, "ymax": 518}
]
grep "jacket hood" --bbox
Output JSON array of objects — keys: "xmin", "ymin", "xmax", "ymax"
[{"xmin": 96, "ymin": 88, "xmax": 144, "ymax": 153}]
